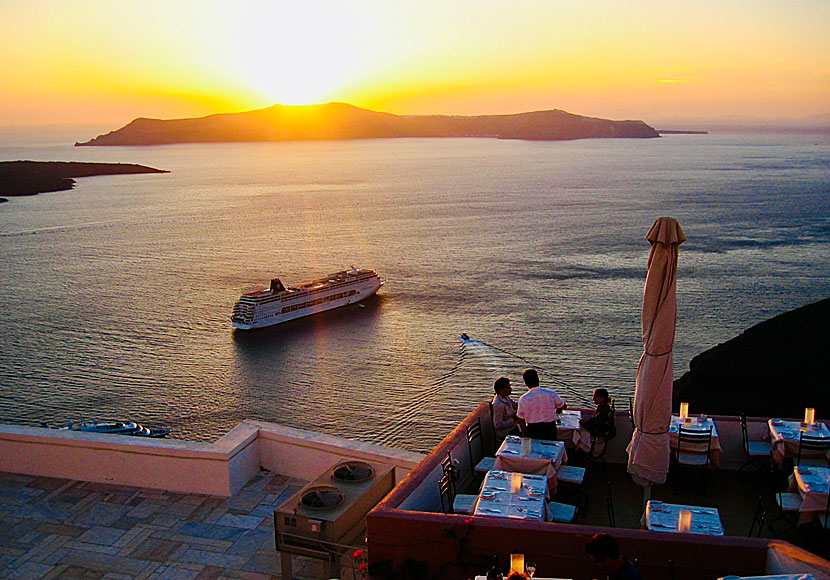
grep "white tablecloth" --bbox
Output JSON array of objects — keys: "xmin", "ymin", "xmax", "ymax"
[
  {"xmin": 644, "ymin": 500, "xmax": 724, "ymax": 535},
  {"xmin": 493, "ymin": 435, "xmax": 566, "ymax": 481},
  {"xmin": 557, "ymin": 410, "xmax": 591, "ymax": 452},
  {"xmin": 769, "ymin": 419, "xmax": 830, "ymax": 468},
  {"xmin": 474, "ymin": 470, "xmax": 548, "ymax": 521},
  {"xmin": 670, "ymin": 415, "xmax": 722, "ymax": 467},
  {"xmin": 789, "ymin": 466, "xmax": 830, "ymax": 525}
]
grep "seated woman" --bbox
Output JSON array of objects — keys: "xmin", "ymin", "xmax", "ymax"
[
  {"xmin": 491, "ymin": 376, "xmax": 520, "ymax": 442},
  {"xmin": 580, "ymin": 388, "xmax": 617, "ymax": 448}
]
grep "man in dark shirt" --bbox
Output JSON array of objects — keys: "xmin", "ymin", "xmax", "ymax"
[{"xmin": 585, "ymin": 533, "xmax": 641, "ymax": 580}]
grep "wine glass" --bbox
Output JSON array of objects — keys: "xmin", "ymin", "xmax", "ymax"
[{"xmin": 525, "ymin": 561, "xmax": 536, "ymax": 578}]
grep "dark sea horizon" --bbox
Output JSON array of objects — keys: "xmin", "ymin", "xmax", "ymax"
[{"xmin": 1, "ymin": 132, "xmax": 828, "ymax": 454}]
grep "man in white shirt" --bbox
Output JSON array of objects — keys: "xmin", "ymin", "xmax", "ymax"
[{"xmin": 516, "ymin": 368, "xmax": 567, "ymax": 440}]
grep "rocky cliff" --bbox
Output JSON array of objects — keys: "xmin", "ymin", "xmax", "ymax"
[
  {"xmin": 76, "ymin": 102, "xmax": 659, "ymax": 146},
  {"xmin": 674, "ymin": 298, "xmax": 830, "ymax": 419}
]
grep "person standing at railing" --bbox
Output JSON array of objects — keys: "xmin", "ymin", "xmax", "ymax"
[
  {"xmin": 585, "ymin": 533, "xmax": 642, "ymax": 580},
  {"xmin": 516, "ymin": 368, "xmax": 567, "ymax": 440}
]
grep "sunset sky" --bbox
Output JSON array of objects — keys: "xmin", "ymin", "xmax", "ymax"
[{"xmin": 1, "ymin": 0, "xmax": 828, "ymax": 129}]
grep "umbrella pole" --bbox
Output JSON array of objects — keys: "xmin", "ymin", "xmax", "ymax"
[{"xmin": 643, "ymin": 483, "xmax": 651, "ymax": 507}]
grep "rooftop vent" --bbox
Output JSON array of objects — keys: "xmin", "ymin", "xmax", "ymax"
[
  {"xmin": 332, "ymin": 461, "xmax": 375, "ymax": 484},
  {"xmin": 300, "ymin": 486, "xmax": 344, "ymax": 510}
]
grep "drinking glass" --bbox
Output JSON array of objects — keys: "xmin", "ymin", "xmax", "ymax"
[{"xmin": 525, "ymin": 561, "xmax": 536, "ymax": 578}]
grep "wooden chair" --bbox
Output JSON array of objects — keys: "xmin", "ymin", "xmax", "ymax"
[
  {"xmin": 673, "ymin": 426, "xmax": 713, "ymax": 494},
  {"xmin": 467, "ymin": 418, "xmax": 496, "ymax": 478},
  {"xmin": 739, "ymin": 412, "xmax": 772, "ymax": 475},
  {"xmin": 797, "ymin": 432, "xmax": 830, "ymax": 468},
  {"xmin": 605, "ymin": 482, "xmax": 615, "ymax": 527},
  {"xmin": 748, "ymin": 496, "xmax": 767, "ymax": 537}
]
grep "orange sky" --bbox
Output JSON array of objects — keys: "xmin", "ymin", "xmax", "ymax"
[{"xmin": 1, "ymin": 0, "xmax": 828, "ymax": 128}]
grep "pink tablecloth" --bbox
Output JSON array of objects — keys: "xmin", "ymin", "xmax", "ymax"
[
  {"xmin": 788, "ymin": 466, "xmax": 830, "ymax": 525},
  {"xmin": 769, "ymin": 419, "xmax": 830, "ymax": 468},
  {"xmin": 669, "ymin": 415, "xmax": 722, "ymax": 467},
  {"xmin": 493, "ymin": 436, "xmax": 566, "ymax": 493},
  {"xmin": 473, "ymin": 471, "xmax": 548, "ymax": 521},
  {"xmin": 557, "ymin": 410, "xmax": 592, "ymax": 453}
]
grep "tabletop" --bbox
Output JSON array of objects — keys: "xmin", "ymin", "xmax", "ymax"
[
  {"xmin": 769, "ymin": 419, "xmax": 830, "ymax": 466},
  {"xmin": 791, "ymin": 466, "xmax": 830, "ymax": 521},
  {"xmin": 474, "ymin": 470, "xmax": 548, "ymax": 521},
  {"xmin": 669, "ymin": 415, "xmax": 722, "ymax": 466},
  {"xmin": 644, "ymin": 500, "xmax": 724, "ymax": 535},
  {"xmin": 557, "ymin": 410, "xmax": 591, "ymax": 453},
  {"xmin": 494, "ymin": 436, "xmax": 566, "ymax": 480}
]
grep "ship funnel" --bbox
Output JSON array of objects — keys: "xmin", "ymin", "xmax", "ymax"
[{"xmin": 270, "ymin": 279, "xmax": 286, "ymax": 292}]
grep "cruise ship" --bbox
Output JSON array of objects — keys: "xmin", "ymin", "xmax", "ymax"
[{"xmin": 231, "ymin": 267, "xmax": 384, "ymax": 330}]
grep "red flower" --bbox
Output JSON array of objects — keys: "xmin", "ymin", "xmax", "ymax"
[
  {"xmin": 463, "ymin": 517, "xmax": 474, "ymax": 525},
  {"xmin": 353, "ymin": 549, "xmax": 365, "ymax": 559},
  {"xmin": 358, "ymin": 563, "xmax": 368, "ymax": 571}
]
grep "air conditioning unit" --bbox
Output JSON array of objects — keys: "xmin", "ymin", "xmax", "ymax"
[{"xmin": 275, "ymin": 460, "xmax": 395, "ymax": 561}]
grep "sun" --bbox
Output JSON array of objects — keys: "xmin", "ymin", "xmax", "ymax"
[{"xmin": 223, "ymin": 3, "xmax": 370, "ymax": 106}]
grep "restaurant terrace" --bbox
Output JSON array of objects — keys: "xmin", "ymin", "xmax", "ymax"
[{"xmin": 2, "ymin": 405, "xmax": 830, "ymax": 580}]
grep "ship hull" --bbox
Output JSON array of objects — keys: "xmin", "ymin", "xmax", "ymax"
[{"xmin": 231, "ymin": 269, "xmax": 383, "ymax": 331}]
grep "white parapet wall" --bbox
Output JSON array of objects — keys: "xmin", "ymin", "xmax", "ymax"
[{"xmin": 0, "ymin": 420, "xmax": 424, "ymax": 497}]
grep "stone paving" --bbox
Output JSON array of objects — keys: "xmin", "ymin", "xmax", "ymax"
[{"xmin": 0, "ymin": 470, "xmax": 338, "ymax": 580}]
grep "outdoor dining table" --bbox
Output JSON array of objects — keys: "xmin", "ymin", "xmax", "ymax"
[
  {"xmin": 493, "ymin": 435, "xmax": 567, "ymax": 493},
  {"xmin": 788, "ymin": 465, "xmax": 830, "ymax": 525},
  {"xmin": 473, "ymin": 470, "xmax": 548, "ymax": 521},
  {"xmin": 556, "ymin": 409, "xmax": 592, "ymax": 453},
  {"xmin": 643, "ymin": 500, "xmax": 724, "ymax": 535},
  {"xmin": 669, "ymin": 415, "xmax": 722, "ymax": 467},
  {"xmin": 769, "ymin": 419, "xmax": 830, "ymax": 468},
  {"xmin": 718, "ymin": 574, "xmax": 816, "ymax": 580}
]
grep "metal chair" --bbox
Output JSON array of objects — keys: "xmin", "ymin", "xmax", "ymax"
[
  {"xmin": 438, "ymin": 470, "xmax": 476, "ymax": 515},
  {"xmin": 673, "ymin": 425, "xmax": 713, "ymax": 494},
  {"xmin": 546, "ymin": 501, "xmax": 577, "ymax": 523},
  {"xmin": 748, "ymin": 496, "xmax": 767, "ymax": 537},
  {"xmin": 605, "ymin": 481, "xmax": 615, "ymax": 527},
  {"xmin": 796, "ymin": 432, "xmax": 830, "ymax": 468},
  {"xmin": 769, "ymin": 491, "xmax": 803, "ymax": 537},
  {"xmin": 466, "ymin": 418, "xmax": 496, "ymax": 478},
  {"xmin": 739, "ymin": 412, "xmax": 772, "ymax": 475},
  {"xmin": 628, "ymin": 397, "xmax": 635, "ymax": 431}
]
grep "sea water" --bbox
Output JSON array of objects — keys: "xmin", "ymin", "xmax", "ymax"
[{"xmin": 0, "ymin": 133, "xmax": 828, "ymax": 453}]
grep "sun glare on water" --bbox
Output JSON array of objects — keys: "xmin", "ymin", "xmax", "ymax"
[{"xmin": 224, "ymin": 3, "xmax": 373, "ymax": 106}]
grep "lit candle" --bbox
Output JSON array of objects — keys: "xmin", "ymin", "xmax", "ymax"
[
  {"xmin": 678, "ymin": 509, "xmax": 692, "ymax": 533},
  {"xmin": 510, "ymin": 553, "xmax": 525, "ymax": 575},
  {"xmin": 521, "ymin": 437, "xmax": 532, "ymax": 456},
  {"xmin": 511, "ymin": 472, "xmax": 522, "ymax": 494},
  {"xmin": 679, "ymin": 402, "xmax": 689, "ymax": 421},
  {"xmin": 805, "ymin": 408, "xmax": 816, "ymax": 426}
]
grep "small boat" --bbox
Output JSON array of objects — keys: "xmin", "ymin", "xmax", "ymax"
[{"xmin": 57, "ymin": 419, "xmax": 171, "ymax": 438}]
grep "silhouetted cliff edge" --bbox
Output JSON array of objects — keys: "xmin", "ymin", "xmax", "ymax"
[
  {"xmin": 674, "ymin": 298, "xmax": 830, "ymax": 419},
  {"xmin": 76, "ymin": 102, "xmax": 659, "ymax": 146}
]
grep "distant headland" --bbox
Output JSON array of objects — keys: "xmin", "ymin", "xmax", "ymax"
[
  {"xmin": 75, "ymin": 102, "xmax": 660, "ymax": 146},
  {"xmin": 0, "ymin": 161, "xmax": 169, "ymax": 197}
]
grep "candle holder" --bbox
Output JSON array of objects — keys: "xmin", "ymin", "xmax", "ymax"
[
  {"xmin": 511, "ymin": 472, "xmax": 522, "ymax": 494},
  {"xmin": 805, "ymin": 407, "xmax": 816, "ymax": 427},
  {"xmin": 679, "ymin": 402, "xmax": 689, "ymax": 423},
  {"xmin": 678, "ymin": 509, "xmax": 692, "ymax": 533},
  {"xmin": 520, "ymin": 437, "xmax": 532, "ymax": 456},
  {"xmin": 510, "ymin": 553, "xmax": 525, "ymax": 576}
]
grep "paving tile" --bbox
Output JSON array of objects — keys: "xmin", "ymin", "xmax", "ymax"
[
  {"xmin": 148, "ymin": 513, "xmax": 185, "ymax": 529},
  {"xmin": 111, "ymin": 516, "xmax": 146, "ymax": 531},
  {"xmin": 169, "ymin": 535, "xmax": 233, "ymax": 553},
  {"xmin": 63, "ymin": 540, "xmax": 122, "ymax": 556},
  {"xmin": 60, "ymin": 549, "xmax": 151, "ymax": 575},
  {"xmin": 37, "ymin": 523, "xmax": 87, "ymax": 538},
  {"xmin": 151, "ymin": 565, "xmax": 201, "ymax": 580},
  {"xmin": 13, "ymin": 501, "xmax": 73, "ymax": 523},
  {"xmin": 31, "ymin": 545, "xmax": 70, "ymax": 566},
  {"xmin": 174, "ymin": 548, "xmax": 247, "ymax": 570},
  {"xmin": 177, "ymin": 523, "xmax": 246, "ymax": 543},
  {"xmin": 44, "ymin": 564, "xmax": 105, "ymax": 579},
  {"xmin": 29, "ymin": 477, "xmax": 73, "ymax": 491},
  {"xmin": 128, "ymin": 502, "xmax": 160, "ymax": 520},
  {"xmin": 102, "ymin": 572, "xmax": 136, "ymax": 580},
  {"xmin": 72, "ymin": 503, "xmax": 129, "ymax": 528},
  {"xmin": 77, "ymin": 526, "xmax": 127, "ymax": 546},
  {"xmin": 128, "ymin": 538, "xmax": 184, "ymax": 563},
  {"xmin": 193, "ymin": 566, "xmax": 223, "ymax": 580},
  {"xmin": 200, "ymin": 508, "xmax": 228, "ymax": 526},
  {"xmin": 2, "ymin": 560, "xmax": 54, "ymax": 579},
  {"xmin": 241, "ymin": 551, "xmax": 281, "ymax": 575},
  {"xmin": 214, "ymin": 514, "xmax": 262, "ymax": 530},
  {"xmin": 225, "ymin": 530, "xmax": 271, "ymax": 560}
]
